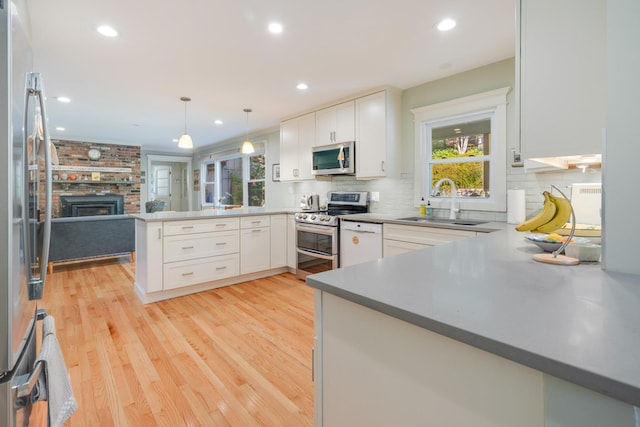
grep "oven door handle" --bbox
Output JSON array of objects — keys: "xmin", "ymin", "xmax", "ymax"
[
  {"xmin": 296, "ymin": 223, "xmax": 337, "ymax": 236},
  {"xmin": 297, "ymin": 247, "xmax": 336, "ymax": 261}
]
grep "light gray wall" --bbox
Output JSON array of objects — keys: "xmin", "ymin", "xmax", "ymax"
[{"xmin": 602, "ymin": 0, "xmax": 640, "ymax": 275}]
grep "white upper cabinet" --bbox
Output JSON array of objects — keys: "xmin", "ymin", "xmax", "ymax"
[
  {"xmin": 279, "ymin": 112, "xmax": 315, "ymax": 181},
  {"xmin": 519, "ymin": 0, "xmax": 606, "ymax": 159},
  {"xmin": 355, "ymin": 90, "xmax": 401, "ymax": 179},
  {"xmin": 315, "ymin": 100, "xmax": 355, "ymax": 146}
]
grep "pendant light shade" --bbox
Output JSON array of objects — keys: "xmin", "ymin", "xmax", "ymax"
[
  {"xmin": 178, "ymin": 96, "xmax": 193, "ymax": 149},
  {"xmin": 178, "ymin": 134, "xmax": 193, "ymax": 149},
  {"xmin": 241, "ymin": 108, "xmax": 255, "ymax": 154}
]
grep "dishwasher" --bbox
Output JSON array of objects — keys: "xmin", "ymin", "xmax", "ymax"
[{"xmin": 340, "ymin": 221, "xmax": 383, "ymax": 267}]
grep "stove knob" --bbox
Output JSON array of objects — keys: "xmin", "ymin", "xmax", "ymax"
[
  {"xmin": 322, "ymin": 216, "xmax": 329, "ymax": 221},
  {"xmin": 310, "ymin": 215, "xmax": 317, "ymax": 220},
  {"xmin": 301, "ymin": 214, "xmax": 307, "ymax": 219}
]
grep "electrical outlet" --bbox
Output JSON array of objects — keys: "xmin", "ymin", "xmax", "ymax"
[
  {"xmin": 512, "ymin": 150, "xmax": 524, "ymax": 167},
  {"xmin": 370, "ymin": 191, "xmax": 380, "ymax": 202}
]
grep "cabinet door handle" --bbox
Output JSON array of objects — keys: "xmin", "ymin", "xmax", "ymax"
[
  {"xmin": 252, "ymin": 229, "xmax": 262, "ymax": 233},
  {"xmin": 181, "ymin": 246, "xmax": 194, "ymax": 250},
  {"xmin": 381, "ymin": 160, "xmax": 385, "ymax": 172},
  {"xmin": 181, "ymin": 272, "xmax": 194, "ymax": 276},
  {"xmin": 215, "ymin": 242, "xmax": 227, "ymax": 246},
  {"xmin": 181, "ymin": 225, "xmax": 194, "ymax": 230},
  {"xmin": 251, "ymin": 220, "xmax": 261, "ymax": 224},
  {"xmin": 215, "ymin": 223, "xmax": 226, "ymax": 227},
  {"xmin": 216, "ymin": 266, "xmax": 227, "ymax": 271},
  {"xmin": 157, "ymin": 229, "xmax": 162, "ymax": 239}
]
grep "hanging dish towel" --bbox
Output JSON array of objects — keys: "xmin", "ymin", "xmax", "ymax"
[{"xmin": 31, "ymin": 316, "xmax": 77, "ymax": 427}]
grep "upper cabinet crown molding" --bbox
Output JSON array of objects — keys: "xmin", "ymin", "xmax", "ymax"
[{"xmin": 518, "ymin": 0, "xmax": 606, "ymax": 160}]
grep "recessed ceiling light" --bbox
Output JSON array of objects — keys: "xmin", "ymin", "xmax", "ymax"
[
  {"xmin": 55, "ymin": 126, "xmax": 65, "ymax": 131},
  {"xmin": 437, "ymin": 18, "xmax": 456, "ymax": 32},
  {"xmin": 97, "ymin": 25, "xmax": 118, "ymax": 37},
  {"xmin": 268, "ymin": 22, "xmax": 283, "ymax": 34},
  {"xmin": 214, "ymin": 119, "xmax": 223, "ymax": 125},
  {"xmin": 296, "ymin": 83, "xmax": 309, "ymax": 90},
  {"xmin": 56, "ymin": 96, "xmax": 70, "ymax": 103}
]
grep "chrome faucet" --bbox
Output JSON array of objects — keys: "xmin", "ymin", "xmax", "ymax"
[{"xmin": 432, "ymin": 178, "xmax": 458, "ymax": 220}]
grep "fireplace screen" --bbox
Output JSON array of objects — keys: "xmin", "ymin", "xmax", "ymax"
[{"xmin": 60, "ymin": 194, "xmax": 124, "ymax": 217}]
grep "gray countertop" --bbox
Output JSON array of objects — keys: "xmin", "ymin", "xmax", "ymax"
[
  {"xmin": 132, "ymin": 207, "xmax": 297, "ymax": 222},
  {"xmin": 306, "ymin": 223, "xmax": 640, "ymax": 407}
]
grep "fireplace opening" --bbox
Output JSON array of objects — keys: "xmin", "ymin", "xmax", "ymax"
[{"xmin": 60, "ymin": 194, "xmax": 124, "ymax": 217}]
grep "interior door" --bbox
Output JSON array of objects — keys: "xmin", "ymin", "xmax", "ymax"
[{"xmin": 153, "ymin": 165, "xmax": 171, "ymax": 210}]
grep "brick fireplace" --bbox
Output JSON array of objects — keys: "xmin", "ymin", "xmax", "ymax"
[{"xmin": 41, "ymin": 140, "xmax": 141, "ymax": 218}]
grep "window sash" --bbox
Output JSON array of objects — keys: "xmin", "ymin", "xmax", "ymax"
[
  {"xmin": 200, "ymin": 146, "xmax": 265, "ymax": 208},
  {"xmin": 412, "ymin": 87, "xmax": 510, "ymax": 212}
]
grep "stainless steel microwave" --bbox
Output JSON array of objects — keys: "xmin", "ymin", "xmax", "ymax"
[{"xmin": 312, "ymin": 141, "xmax": 355, "ymax": 175}]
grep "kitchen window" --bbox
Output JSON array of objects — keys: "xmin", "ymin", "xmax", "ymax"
[
  {"xmin": 412, "ymin": 88, "xmax": 510, "ymax": 212},
  {"xmin": 200, "ymin": 143, "xmax": 266, "ymax": 208}
]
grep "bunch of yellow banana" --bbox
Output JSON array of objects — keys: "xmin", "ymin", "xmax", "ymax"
[{"xmin": 515, "ymin": 191, "xmax": 572, "ymax": 233}]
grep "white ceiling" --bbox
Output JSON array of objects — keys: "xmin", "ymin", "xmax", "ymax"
[{"xmin": 25, "ymin": 0, "xmax": 515, "ymax": 153}]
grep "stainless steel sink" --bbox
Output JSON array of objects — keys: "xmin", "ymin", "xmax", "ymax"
[{"xmin": 396, "ymin": 217, "xmax": 489, "ymax": 226}]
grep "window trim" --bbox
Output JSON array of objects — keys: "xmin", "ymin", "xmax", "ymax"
[{"xmin": 411, "ymin": 87, "xmax": 510, "ymax": 213}]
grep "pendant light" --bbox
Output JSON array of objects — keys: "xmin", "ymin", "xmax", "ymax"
[
  {"xmin": 178, "ymin": 96, "xmax": 193, "ymax": 149},
  {"xmin": 241, "ymin": 108, "xmax": 255, "ymax": 154}
]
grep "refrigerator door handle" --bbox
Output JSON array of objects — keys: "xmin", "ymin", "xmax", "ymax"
[{"xmin": 25, "ymin": 72, "xmax": 52, "ymax": 300}]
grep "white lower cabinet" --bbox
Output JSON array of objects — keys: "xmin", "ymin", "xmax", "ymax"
[
  {"xmin": 240, "ymin": 216, "xmax": 271, "ymax": 275},
  {"xmin": 383, "ymin": 223, "xmax": 476, "ymax": 257},
  {"xmin": 383, "ymin": 239, "xmax": 429, "ymax": 257},
  {"xmin": 135, "ymin": 221, "xmax": 164, "ymax": 294},
  {"xmin": 315, "ymin": 291, "xmax": 543, "ymax": 426},
  {"xmin": 270, "ymin": 214, "xmax": 287, "ymax": 268},
  {"xmin": 163, "ymin": 254, "xmax": 239, "ymax": 290},
  {"xmin": 287, "ymin": 214, "xmax": 296, "ymax": 270},
  {"xmin": 136, "ymin": 214, "xmax": 294, "ymax": 302},
  {"xmin": 163, "ymin": 230, "xmax": 238, "ymax": 263}
]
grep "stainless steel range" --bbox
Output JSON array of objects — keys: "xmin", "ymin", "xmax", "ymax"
[{"xmin": 295, "ymin": 191, "xmax": 368, "ymax": 279}]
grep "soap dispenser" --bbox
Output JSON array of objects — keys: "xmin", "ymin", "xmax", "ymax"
[
  {"xmin": 426, "ymin": 201, "xmax": 433, "ymax": 219},
  {"xmin": 419, "ymin": 198, "xmax": 427, "ymax": 216}
]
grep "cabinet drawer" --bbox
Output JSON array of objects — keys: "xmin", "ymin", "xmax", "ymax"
[
  {"xmin": 164, "ymin": 218, "xmax": 239, "ymax": 236},
  {"xmin": 383, "ymin": 239, "xmax": 429, "ymax": 258},
  {"xmin": 163, "ymin": 254, "xmax": 239, "ymax": 290},
  {"xmin": 163, "ymin": 230, "xmax": 238, "ymax": 263},
  {"xmin": 383, "ymin": 223, "xmax": 475, "ymax": 246},
  {"xmin": 240, "ymin": 216, "xmax": 270, "ymax": 229}
]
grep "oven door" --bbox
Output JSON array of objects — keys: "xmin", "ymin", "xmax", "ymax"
[{"xmin": 296, "ymin": 223, "xmax": 338, "ymax": 279}]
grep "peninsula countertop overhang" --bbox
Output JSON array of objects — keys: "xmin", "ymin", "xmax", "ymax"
[
  {"xmin": 132, "ymin": 207, "xmax": 297, "ymax": 222},
  {"xmin": 306, "ymin": 224, "xmax": 640, "ymax": 407}
]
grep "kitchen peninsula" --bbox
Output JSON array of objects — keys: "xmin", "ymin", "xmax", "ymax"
[
  {"xmin": 307, "ymin": 225, "xmax": 640, "ymax": 426},
  {"xmin": 133, "ymin": 208, "xmax": 295, "ymax": 303}
]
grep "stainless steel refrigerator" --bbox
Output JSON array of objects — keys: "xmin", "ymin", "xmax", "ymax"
[{"xmin": 1, "ymin": 0, "xmax": 54, "ymax": 425}]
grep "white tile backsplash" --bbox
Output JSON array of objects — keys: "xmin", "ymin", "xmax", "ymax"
[{"xmin": 290, "ymin": 167, "xmax": 602, "ymax": 221}]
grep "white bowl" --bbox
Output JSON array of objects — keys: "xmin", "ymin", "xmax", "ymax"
[
  {"xmin": 565, "ymin": 242, "xmax": 601, "ymax": 262},
  {"xmin": 523, "ymin": 233, "xmax": 589, "ymax": 253}
]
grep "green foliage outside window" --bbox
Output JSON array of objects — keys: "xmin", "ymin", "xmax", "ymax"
[{"xmin": 431, "ymin": 145, "xmax": 489, "ymax": 198}]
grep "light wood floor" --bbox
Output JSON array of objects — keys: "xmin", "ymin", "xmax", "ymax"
[{"xmin": 41, "ymin": 258, "xmax": 314, "ymax": 426}]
